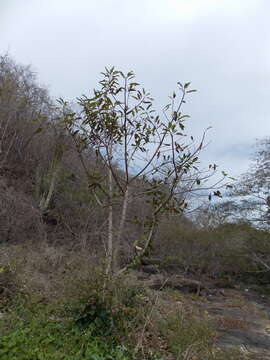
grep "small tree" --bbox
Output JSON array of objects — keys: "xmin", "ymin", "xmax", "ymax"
[
  {"xmin": 59, "ymin": 68, "xmax": 226, "ymax": 276},
  {"xmin": 231, "ymin": 137, "xmax": 270, "ymax": 229}
]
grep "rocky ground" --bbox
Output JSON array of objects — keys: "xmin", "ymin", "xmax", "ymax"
[
  {"xmin": 207, "ymin": 289, "xmax": 270, "ymax": 359},
  {"xmin": 135, "ymin": 269, "xmax": 270, "ymax": 359}
]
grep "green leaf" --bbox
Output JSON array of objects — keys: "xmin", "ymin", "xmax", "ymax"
[
  {"xmin": 179, "ymin": 114, "xmax": 190, "ymax": 120},
  {"xmin": 34, "ymin": 127, "xmax": 43, "ymax": 134}
]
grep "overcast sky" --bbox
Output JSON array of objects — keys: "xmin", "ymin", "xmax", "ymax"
[{"xmin": 1, "ymin": 0, "xmax": 269, "ymax": 179}]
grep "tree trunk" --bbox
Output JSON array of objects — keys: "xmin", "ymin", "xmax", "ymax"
[
  {"xmin": 105, "ymin": 142, "xmax": 113, "ymax": 278},
  {"xmin": 113, "ymin": 186, "xmax": 129, "ymax": 272}
]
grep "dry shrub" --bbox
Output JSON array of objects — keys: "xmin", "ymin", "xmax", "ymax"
[
  {"xmin": 153, "ymin": 216, "xmax": 270, "ymax": 281},
  {"xmin": 0, "ymin": 178, "xmax": 44, "ymax": 243},
  {"xmin": 0, "ymin": 266, "xmax": 18, "ymax": 309},
  {"xmin": 0, "ymin": 56, "xmax": 109, "ymax": 252},
  {"xmin": 0, "ymin": 55, "xmax": 51, "ymax": 172},
  {"xmin": 154, "ymin": 218, "xmax": 214, "ymax": 274},
  {"xmin": 0, "ymin": 240, "xmax": 102, "ymax": 303}
]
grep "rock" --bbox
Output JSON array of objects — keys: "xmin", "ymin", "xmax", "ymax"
[
  {"xmin": 212, "ymin": 280, "xmax": 235, "ymax": 289},
  {"xmin": 149, "ymin": 275, "xmax": 204, "ymax": 295},
  {"xmin": 218, "ymin": 329, "xmax": 270, "ymax": 351},
  {"xmin": 141, "ymin": 258, "xmax": 161, "ymax": 266},
  {"xmin": 136, "ymin": 272, "xmax": 149, "ymax": 280},
  {"xmin": 141, "ymin": 265, "xmax": 160, "ymax": 274}
]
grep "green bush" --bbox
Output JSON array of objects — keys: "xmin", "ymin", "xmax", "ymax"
[
  {"xmin": 64, "ymin": 280, "xmax": 147, "ymax": 344},
  {"xmin": 0, "ymin": 296, "xmax": 131, "ymax": 360}
]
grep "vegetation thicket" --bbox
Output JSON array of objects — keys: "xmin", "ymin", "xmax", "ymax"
[{"xmin": 0, "ymin": 54, "xmax": 269, "ymax": 359}]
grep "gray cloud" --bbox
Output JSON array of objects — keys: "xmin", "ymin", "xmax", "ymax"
[{"xmin": 1, "ymin": 0, "xmax": 269, "ymax": 181}]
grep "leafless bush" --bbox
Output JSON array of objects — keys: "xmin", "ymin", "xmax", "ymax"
[
  {"xmin": 0, "ymin": 55, "xmax": 52, "ymax": 170},
  {"xmin": 0, "ymin": 240, "xmax": 102, "ymax": 302},
  {"xmin": 153, "ymin": 215, "xmax": 270, "ymax": 279},
  {"xmin": 0, "ymin": 178, "xmax": 44, "ymax": 243}
]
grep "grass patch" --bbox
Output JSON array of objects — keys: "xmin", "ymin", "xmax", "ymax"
[
  {"xmin": 159, "ymin": 306, "xmax": 248, "ymax": 360},
  {"xmin": 0, "ymin": 281, "xmax": 161, "ymax": 360},
  {"xmin": 0, "ymin": 296, "xmax": 131, "ymax": 360}
]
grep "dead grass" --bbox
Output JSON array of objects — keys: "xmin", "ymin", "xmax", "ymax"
[
  {"xmin": 0, "ymin": 241, "xmax": 103, "ymax": 304},
  {"xmin": 213, "ymin": 316, "xmax": 249, "ymax": 331},
  {"xmin": 224, "ymin": 292, "xmax": 246, "ymax": 308}
]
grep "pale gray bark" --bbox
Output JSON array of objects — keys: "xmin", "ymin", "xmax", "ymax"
[
  {"xmin": 113, "ymin": 186, "xmax": 129, "ymax": 271},
  {"xmin": 105, "ymin": 142, "xmax": 113, "ymax": 277}
]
